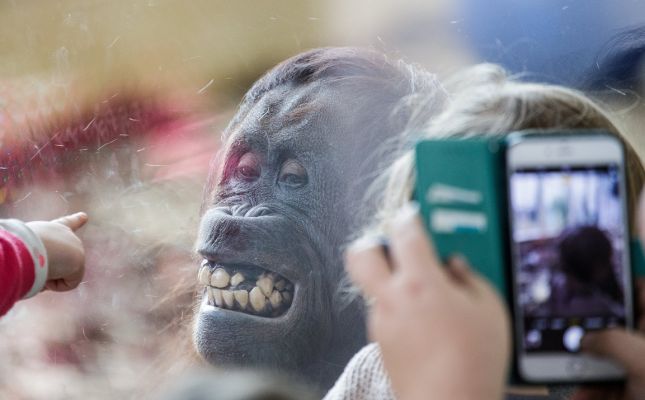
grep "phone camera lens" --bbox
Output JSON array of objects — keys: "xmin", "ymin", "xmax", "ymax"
[{"xmin": 563, "ymin": 326, "xmax": 585, "ymax": 352}]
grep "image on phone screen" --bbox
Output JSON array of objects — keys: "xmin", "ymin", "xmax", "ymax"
[{"xmin": 509, "ymin": 165, "xmax": 628, "ymax": 354}]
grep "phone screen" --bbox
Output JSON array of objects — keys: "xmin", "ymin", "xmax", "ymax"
[{"xmin": 509, "ymin": 164, "xmax": 629, "ymax": 354}]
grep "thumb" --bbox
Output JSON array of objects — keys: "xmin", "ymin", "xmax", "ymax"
[
  {"xmin": 52, "ymin": 212, "xmax": 88, "ymax": 231},
  {"xmin": 581, "ymin": 329, "xmax": 645, "ymax": 374},
  {"xmin": 569, "ymin": 386, "xmax": 619, "ymax": 400}
]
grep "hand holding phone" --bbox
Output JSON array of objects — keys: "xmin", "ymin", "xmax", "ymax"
[
  {"xmin": 345, "ymin": 204, "xmax": 511, "ymax": 400},
  {"xmin": 414, "ymin": 131, "xmax": 637, "ymax": 384}
]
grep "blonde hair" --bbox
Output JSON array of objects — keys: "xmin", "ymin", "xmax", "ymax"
[{"xmin": 371, "ymin": 64, "xmax": 645, "ymax": 236}]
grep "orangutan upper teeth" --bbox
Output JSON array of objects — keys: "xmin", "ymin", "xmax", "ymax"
[
  {"xmin": 269, "ymin": 290, "xmax": 282, "ymax": 308},
  {"xmin": 256, "ymin": 274, "xmax": 274, "ymax": 297},
  {"xmin": 211, "ymin": 268, "xmax": 230, "ymax": 288},
  {"xmin": 199, "ymin": 267, "xmax": 211, "ymax": 286},
  {"xmin": 231, "ymin": 273, "xmax": 245, "ymax": 286},
  {"xmin": 198, "ymin": 262, "xmax": 294, "ymax": 317}
]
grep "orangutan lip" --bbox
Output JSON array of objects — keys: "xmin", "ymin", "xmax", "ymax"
[{"xmin": 197, "ymin": 260, "xmax": 294, "ymax": 318}]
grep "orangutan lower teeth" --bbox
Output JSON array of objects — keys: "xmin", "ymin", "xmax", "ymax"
[{"xmin": 198, "ymin": 262, "xmax": 294, "ymax": 317}]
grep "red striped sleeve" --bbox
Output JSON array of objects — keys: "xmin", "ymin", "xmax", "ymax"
[{"xmin": 0, "ymin": 230, "xmax": 36, "ymax": 316}]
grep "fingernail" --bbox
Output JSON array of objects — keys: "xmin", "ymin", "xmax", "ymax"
[
  {"xmin": 448, "ymin": 254, "xmax": 469, "ymax": 268},
  {"xmin": 347, "ymin": 235, "xmax": 384, "ymax": 254},
  {"xmin": 378, "ymin": 237, "xmax": 391, "ymax": 262},
  {"xmin": 393, "ymin": 201, "xmax": 420, "ymax": 225}
]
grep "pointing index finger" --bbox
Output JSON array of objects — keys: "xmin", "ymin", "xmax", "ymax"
[{"xmin": 52, "ymin": 212, "xmax": 88, "ymax": 231}]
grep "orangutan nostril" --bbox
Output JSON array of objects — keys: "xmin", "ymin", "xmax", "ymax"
[
  {"xmin": 227, "ymin": 204, "xmax": 272, "ymax": 217},
  {"xmin": 245, "ymin": 205, "xmax": 272, "ymax": 217},
  {"xmin": 230, "ymin": 203, "xmax": 252, "ymax": 217}
]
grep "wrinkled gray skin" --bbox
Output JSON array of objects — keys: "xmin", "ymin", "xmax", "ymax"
[{"xmin": 194, "ymin": 48, "xmax": 439, "ymax": 390}]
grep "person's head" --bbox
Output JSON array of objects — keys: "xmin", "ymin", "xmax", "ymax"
[
  {"xmin": 194, "ymin": 47, "xmax": 442, "ymax": 389},
  {"xmin": 371, "ymin": 64, "xmax": 645, "ymax": 235},
  {"xmin": 582, "ymin": 26, "xmax": 645, "ymax": 185},
  {"xmin": 583, "ymin": 25, "xmax": 645, "ymax": 97},
  {"xmin": 557, "ymin": 225, "xmax": 623, "ymax": 302}
]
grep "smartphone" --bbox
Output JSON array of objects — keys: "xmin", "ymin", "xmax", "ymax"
[{"xmin": 506, "ymin": 132, "xmax": 634, "ymax": 383}]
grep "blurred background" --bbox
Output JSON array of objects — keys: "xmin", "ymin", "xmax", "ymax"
[{"xmin": 0, "ymin": 0, "xmax": 643, "ymax": 398}]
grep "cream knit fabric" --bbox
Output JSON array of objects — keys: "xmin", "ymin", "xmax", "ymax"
[
  {"xmin": 324, "ymin": 343, "xmax": 556, "ymax": 400},
  {"xmin": 323, "ymin": 343, "xmax": 395, "ymax": 400}
]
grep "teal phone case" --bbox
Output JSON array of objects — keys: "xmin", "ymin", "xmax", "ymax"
[{"xmin": 414, "ymin": 138, "xmax": 510, "ymax": 299}]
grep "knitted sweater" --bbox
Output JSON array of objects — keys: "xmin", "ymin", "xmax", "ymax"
[
  {"xmin": 323, "ymin": 343, "xmax": 395, "ymax": 400},
  {"xmin": 324, "ymin": 343, "xmax": 558, "ymax": 400}
]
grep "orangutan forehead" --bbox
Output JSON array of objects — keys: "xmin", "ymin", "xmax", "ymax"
[
  {"xmin": 259, "ymin": 84, "xmax": 328, "ymax": 129},
  {"xmin": 229, "ymin": 83, "xmax": 337, "ymax": 146}
]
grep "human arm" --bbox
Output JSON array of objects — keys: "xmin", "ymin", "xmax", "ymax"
[
  {"xmin": 0, "ymin": 212, "xmax": 88, "ymax": 316},
  {"xmin": 0, "ymin": 224, "xmax": 45, "ymax": 316},
  {"xmin": 26, "ymin": 212, "xmax": 88, "ymax": 291}
]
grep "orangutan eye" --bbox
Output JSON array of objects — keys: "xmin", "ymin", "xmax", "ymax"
[
  {"xmin": 278, "ymin": 160, "xmax": 308, "ymax": 188},
  {"xmin": 235, "ymin": 152, "xmax": 260, "ymax": 181}
]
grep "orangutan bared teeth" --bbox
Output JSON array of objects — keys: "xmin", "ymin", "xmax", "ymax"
[
  {"xmin": 200, "ymin": 261, "xmax": 294, "ymax": 317},
  {"xmin": 256, "ymin": 274, "xmax": 274, "ymax": 297},
  {"xmin": 249, "ymin": 287, "xmax": 267, "ymax": 312},
  {"xmin": 269, "ymin": 290, "xmax": 282, "ymax": 308},
  {"xmin": 211, "ymin": 268, "xmax": 230, "ymax": 288},
  {"xmin": 222, "ymin": 290, "xmax": 235, "ymax": 308},
  {"xmin": 230, "ymin": 272, "xmax": 245, "ymax": 286},
  {"xmin": 198, "ymin": 266, "xmax": 211, "ymax": 286},
  {"xmin": 212, "ymin": 288, "xmax": 224, "ymax": 307},
  {"xmin": 234, "ymin": 290, "xmax": 249, "ymax": 309}
]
